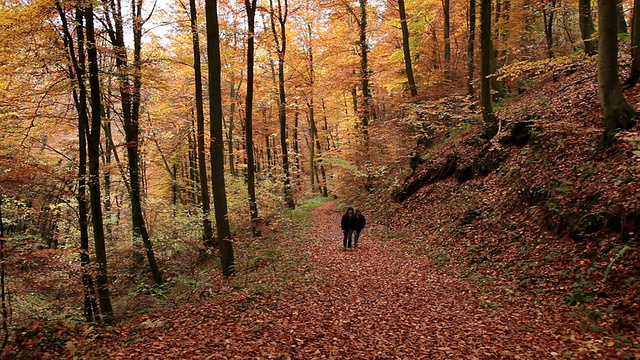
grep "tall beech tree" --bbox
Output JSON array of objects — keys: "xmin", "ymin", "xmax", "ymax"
[
  {"xmin": 187, "ymin": 0, "xmax": 215, "ymax": 246},
  {"xmin": 55, "ymin": 1, "xmax": 99, "ymax": 322},
  {"xmin": 205, "ymin": 0, "xmax": 235, "ymax": 276},
  {"xmin": 54, "ymin": 0, "xmax": 113, "ymax": 320},
  {"xmin": 398, "ymin": 0, "xmax": 417, "ymax": 96},
  {"xmin": 481, "ymin": 0, "xmax": 498, "ymax": 137},
  {"xmin": 103, "ymin": 0, "xmax": 163, "ymax": 284},
  {"xmin": 629, "ymin": 0, "xmax": 640, "ymax": 85},
  {"xmin": 598, "ymin": 0, "xmax": 637, "ymax": 147},
  {"xmin": 443, "ymin": 0, "xmax": 451, "ymax": 71},
  {"xmin": 244, "ymin": 0, "xmax": 260, "ymax": 233},
  {"xmin": 467, "ymin": 0, "xmax": 476, "ymax": 95},
  {"xmin": 269, "ymin": 0, "xmax": 295, "ymax": 209},
  {"xmin": 578, "ymin": 0, "xmax": 596, "ymax": 55}
]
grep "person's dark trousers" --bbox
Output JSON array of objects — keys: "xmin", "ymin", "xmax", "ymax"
[
  {"xmin": 354, "ymin": 231, "xmax": 360, "ymax": 248},
  {"xmin": 343, "ymin": 230, "xmax": 351, "ymax": 248}
]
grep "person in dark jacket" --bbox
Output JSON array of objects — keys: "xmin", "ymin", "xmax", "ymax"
[
  {"xmin": 353, "ymin": 210, "xmax": 366, "ymax": 248},
  {"xmin": 341, "ymin": 207, "xmax": 357, "ymax": 250}
]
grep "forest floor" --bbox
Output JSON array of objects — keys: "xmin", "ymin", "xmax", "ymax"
[{"xmin": 66, "ymin": 199, "xmax": 638, "ymax": 359}]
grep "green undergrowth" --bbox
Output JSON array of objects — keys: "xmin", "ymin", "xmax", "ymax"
[{"xmin": 233, "ymin": 196, "xmax": 329, "ymax": 296}]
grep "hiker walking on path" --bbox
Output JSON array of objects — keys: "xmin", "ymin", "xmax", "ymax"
[
  {"xmin": 353, "ymin": 210, "xmax": 366, "ymax": 248},
  {"xmin": 341, "ymin": 207, "xmax": 358, "ymax": 250}
]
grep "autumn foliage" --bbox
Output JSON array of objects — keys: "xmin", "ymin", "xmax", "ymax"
[{"xmin": 1, "ymin": 0, "xmax": 639, "ymax": 357}]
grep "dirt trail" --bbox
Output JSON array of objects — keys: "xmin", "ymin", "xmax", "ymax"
[{"xmin": 105, "ymin": 200, "xmax": 625, "ymax": 359}]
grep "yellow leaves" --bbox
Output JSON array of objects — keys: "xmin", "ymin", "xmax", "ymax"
[{"xmin": 64, "ymin": 340, "xmax": 77, "ymax": 355}]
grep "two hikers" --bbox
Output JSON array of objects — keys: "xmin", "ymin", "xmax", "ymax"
[{"xmin": 341, "ymin": 207, "xmax": 366, "ymax": 250}]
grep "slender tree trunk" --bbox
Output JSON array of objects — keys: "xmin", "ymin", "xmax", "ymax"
[
  {"xmin": 443, "ymin": 0, "xmax": 451, "ymax": 73},
  {"xmin": 86, "ymin": 2, "xmax": 114, "ymax": 322},
  {"xmin": 543, "ymin": 0, "xmax": 556, "ymax": 58},
  {"xmin": 227, "ymin": 75, "xmax": 236, "ymax": 177},
  {"xmin": 293, "ymin": 107, "xmax": 300, "ymax": 171},
  {"xmin": 481, "ymin": 0, "xmax": 498, "ymax": 137},
  {"xmin": 628, "ymin": 0, "xmax": 640, "ymax": 84},
  {"xmin": 189, "ymin": 0, "xmax": 215, "ymax": 246},
  {"xmin": 269, "ymin": 0, "xmax": 295, "ymax": 209},
  {"xmin": 579, "ymin": 0, "xmax": 597, "ymax": 55},
  {"xmin": 102, "ymin": 120, "xmax": 112, "ymax": 237},
  {"xmin": 104, "ymin": 0, "xmax": 162, "ymax": 284},
  {"xmin": 598, "ymin": 0, "xmax": 637, "ymax": 147},
  {"xmin": 398, "ymin": 0, "xmax": 418, "ymax": 96},
  {"xmin": 57, "ymin": 3, "xmax": 100, "ymax": 322},
  {"xmin": 467, "ymin": 0, "xmax": 476, "ymax": 95},
  {"xmin": 205, "ymin": 0, "xmax": 235, "ymax": 276}
]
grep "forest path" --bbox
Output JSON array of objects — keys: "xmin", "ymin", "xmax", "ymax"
[{"xmin": 104, "ymin": 200, "xmax": 609, "ymax": 359}]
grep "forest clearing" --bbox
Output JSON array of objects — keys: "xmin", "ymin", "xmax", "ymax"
[{"xmin": 1, "ymin": 0, "xmax": 640, "ymax": 357}]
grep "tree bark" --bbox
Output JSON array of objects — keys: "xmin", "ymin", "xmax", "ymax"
[
  {"xmin": 542, "ymin": 0, "xmax": 557, "ymax": 58},
  {"xmin": 269, "ymin": 0, "xmax": 295, "ymax": 209},
  {"xmin": 86, "ymin": 2, "xmax": 114, "ymax": 322},
  {"xmin": 618, "ymin": 0, "xmax": 628, "ymax": 33},
  {"xmin": 56, "ymin": 1, "xmax": 107, "ymax": 321},
  {"xmin": 227, "ymin": 75, "xmax": 236, "ymax": 177},
  {"xmin": 467, "ymin": 0, "xmax": 476, "ymax": 96},
  {"xmin": 598, "ymin": 0, "xmax": 637, "ymax": 148},
  {"xmin": 481, "ymin": 0, "xmax": 498, "ymax": 137},
  {"xmin": 629, "ymin": 0, "xmax": 640, "ymax": 84},
  {"xmin": 579, "ymin": 0, "xmax": 597, "ymax": 55},
  {"xmin": 398, "ymin": 0, "xmax": 418, "ymax": 96},
  {"xmin": 205, "ymin": 0, "xmax": 235, "ymax": 276},
  {"xmin": 104, "ymin": 0, "xmax": 162, "ymax": 284},
  {"xmin": 244, "ymin": 0, "xmax": 259, "ymax": 234},
  {"xmin": 443, "ymin": 0, "xmax": 451, "ymax": 72},
  {"xmin": 188, "ymin": 0, "xmax": 215, "ymax": 246}
]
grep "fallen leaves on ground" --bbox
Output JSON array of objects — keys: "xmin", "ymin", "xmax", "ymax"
[{"xmin": 81, "ymin": 200, "xmax": 638, "ymax": 359}]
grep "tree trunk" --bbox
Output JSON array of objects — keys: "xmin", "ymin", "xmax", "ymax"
[
  {"xmin": 269, "ymin": 0, "xmax": 295, "ymax": 209},
  {"xmin": 244, "ymin": 0, "xmax": 259, "ymax": 233},
  {"xmin": 467, "ymin": 0, "xmax": 476, "ymax": 95},
  {"xmin": 55, "ymin": 2, "xmax": 100, "ymax": 322},
  {"xmin": 104, "ymin": 0, "xmax": 162, "ymax": 284},
  {"xmin": 579, "ymin": 0, "xmax": 597, "ymax": 55},
  {"xmin": 293, "ymin": 107, "xmax": 300, "ymax": 171},
  {"xmin": 86, "ymin": 2, "xmax": 114, "ymax": 322},
  {"xmin": 189, "ymin": 0, "xmax": 215, "ymax": 245},
  {"xmin": 629, "ymin": 0, "xmax": 640, "ymax": 84},
  {"xmin": 102, "ymin": 120, "xmax": 112, "ymax": 237},
  {"xmin": 543, "ymin": 0, "xmax": 556, "ymax": 58},
  {"xmin": 443, "ymin": 0, "xmax": 451, "ymax": 72},
  {"xmin": 618, "ymin": 0, "xmax": 628, "ymax": 33},
  {"xmin": 598, "ymin": 0, "xmax": 637, "ymax": 147},
  {"xmin": 481, "ymin": 0, "xmax": 498, "ymax": 137},
  {"xmin": 205, "ymin": 0, "xmax": 235, "ymax": 276},
  {"xmin": 398, "ymin": 0, "xmax": 418, "ymax": 96},
  {"xmin": 227, "ymin": 76, "xmax": 236, "ymax": 177}
]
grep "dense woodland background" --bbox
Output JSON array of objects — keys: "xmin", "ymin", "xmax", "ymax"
[{"xmin": 0, "ymin": 0, "xmax": 639, "ymax": 357}]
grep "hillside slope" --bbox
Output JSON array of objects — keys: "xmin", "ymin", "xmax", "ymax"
[{"xmin": 377, "ymin": 56, "xmax": 640, "ymax": 342}]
